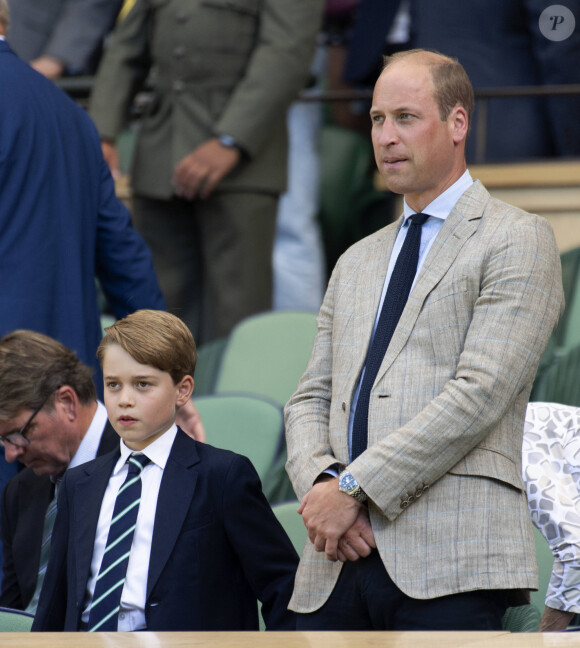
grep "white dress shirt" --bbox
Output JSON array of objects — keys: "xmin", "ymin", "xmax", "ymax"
[{"xmin": 82, "ymin": 424, "xmax": 178, "ymax": 631}]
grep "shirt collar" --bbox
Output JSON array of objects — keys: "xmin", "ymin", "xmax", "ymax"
[
  {"xmin": 403, "ymin": 170, "xmax": 473, "ymax": 222},
  {"xmin": 68, "ymin": 401, "xmax": 108, "ymax": 471},
  {"xmin": 115, "ymin": 424, "xmax": 178, "ymax": 474}
]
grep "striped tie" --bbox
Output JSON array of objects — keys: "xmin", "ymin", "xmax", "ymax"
[
  {"xmin": 25, "ymin": 481, "xmax": 59, "ymax": 614},
  {"xmin": 88, "ymin": 453, "xmax": 150, "ymax": 632}
]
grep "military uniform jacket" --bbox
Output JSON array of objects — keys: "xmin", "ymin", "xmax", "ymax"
[{"xmin": 89, "ymin": 0, "xmax": 324, "ymax": 199}]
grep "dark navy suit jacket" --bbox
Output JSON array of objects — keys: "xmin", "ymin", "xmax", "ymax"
[
  {"xmin": 0, "ymin": 422, "xmax": 118, "ymax": 610},
  {"xmin": 32, "ymin": 429, "xmax": 298, "ymax": 631},
  {"xmin": 0, "ymin": 41, "xmax": 165, "ymax": 380}
]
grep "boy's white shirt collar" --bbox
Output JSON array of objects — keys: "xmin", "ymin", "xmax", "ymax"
[{"xmin": 115, "ymin": 423, "xmax": 178, "ymax": 473}]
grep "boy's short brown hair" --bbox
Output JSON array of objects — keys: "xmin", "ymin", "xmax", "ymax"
[{"xmin": 97, "ymin": 310, "xmax": 196, "ymax": 384}]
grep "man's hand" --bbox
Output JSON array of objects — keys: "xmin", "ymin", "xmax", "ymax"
[
  {"xmin": 539, "ymin": 606, "xmax": 575, "ymax": 632},
  {"xmin": 298, "ymin": 477, "xmax": 362, "ymax": 562},
  {"xmin": 172, "ymin": 139, "xmax": 240, "ymax": 200},
  {"xmin": 176, "ymin": 399, "xmax": 206, "ymax": 442},
  {"xmin": 30, "ymin": 55, "xmax": 65, "ymax": 79},
  {"xmin": 101, "ymin": 140, "xmax": 122, "ymax": 181},
  {"xmin": 336, "ymin": 506, "xmax": 376, "ymax": 563}
]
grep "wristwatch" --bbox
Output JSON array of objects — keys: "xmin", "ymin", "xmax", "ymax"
[
  {"xmin": 218, "ymin": 133, "xmax": 241, "ymax": 150},
  {"xmin": 338, "ymin": 470, "xmax": 367, "ymax": 503}
]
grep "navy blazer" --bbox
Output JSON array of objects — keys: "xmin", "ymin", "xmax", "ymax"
[
  {"xmin": 0, "ymin": 422, "xmax": 118, "ymax": 610},
  {"xmin": 0, "ymin": 41, "xmax": 165, "ymax": 381},
  {"xmin": 32, "ymin": 429, "xmax": 298, "ymax": 631}
]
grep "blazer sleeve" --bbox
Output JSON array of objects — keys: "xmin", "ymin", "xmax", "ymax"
[
  {"xmin": 223, "ymin": 455, "xmax": 298, "ymax": 630},
  {"xmin": 89, "ymin": 0, "xmax": 152, "ymax": 140},
  {"xmin": 214, "ymin": 0, "xmax": 325, "ymax": 156},
  {"xmin": 0, "ymin": 481, "xmax": 23, "ymax": 609},
  {"xmin": 93, "ymin": 138, "xmax": 166, "ymax": 317}
]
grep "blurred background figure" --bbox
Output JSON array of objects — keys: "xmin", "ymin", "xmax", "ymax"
[
  {"xmin": 90, "ymin": 0, "xmax": 325, "ymax": 344},
  {"xmin": 0, "ymin": 1, "xmax": 166, "ymax": 387},
  {"xmin": 5, "ymin": 0, "xmax": 122, "ymax": 78}
]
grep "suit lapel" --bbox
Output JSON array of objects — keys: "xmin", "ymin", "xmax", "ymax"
[
  {"xmin": 147, "ymin": 429, "xmax": 200, "ymax": 599},
  {"xmin": 72, "ymin": 450, "xmax": 119, "ymax": 605},
  {"xmin": 376, "ymin": 181, "xmax": 488, "ymax": 381},
  {"xmin": 349, "ymin": 217, "xmax": 402, "ymax": 397}
]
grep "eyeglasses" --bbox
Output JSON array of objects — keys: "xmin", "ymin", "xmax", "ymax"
[{"xmin": 0, "ymin": 394, "xmax": 51, "ymax": 449}]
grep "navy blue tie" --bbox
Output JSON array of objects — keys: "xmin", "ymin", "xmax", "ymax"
[
  {"xmin": 88, "ymin": 453, "xmax": 150, "ymax": 632},
  {"xmin": 351, "ymin": 213, "xmax": 429, "ymax": 461}
]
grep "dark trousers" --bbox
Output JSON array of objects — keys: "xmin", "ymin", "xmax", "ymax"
[
  {"xmin": 296, "ymin": 551, "xmax": 509, "ymax": 631},
  {"xmin": 133, "ymin": 191, "xmax": 277, "ymax": 344}
]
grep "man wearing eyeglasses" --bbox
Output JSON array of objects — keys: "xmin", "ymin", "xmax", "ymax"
[{"xmin": 0, "ymin": 330, "xmax": 118, "ymax": 613}]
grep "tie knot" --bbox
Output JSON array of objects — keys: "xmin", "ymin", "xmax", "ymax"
[
  {"xmin": 127, "ymin": 453, "xmax": 150, "ymax": 475},
  {"xmin": 409, "ymin": 212, "xmax": 429, "ymax": 227}
]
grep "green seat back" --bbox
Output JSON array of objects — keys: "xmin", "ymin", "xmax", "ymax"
[
  {"xmin": 271, "ymin": 500, "xmax": 307, "ymax": 556},
  {"xmin": 530, "ymin": 525, "xmax": 555, "ymax": 616},
  {"xmin": 194, "ymin": 394, "xmax": 283, "ymax": 483},
  {"xmin": 0, "ymin": 607, "xmax": 33, "ymax": 632},
  {"xmin": 215, "ymin": 311, "xmax": 317, "ymax": 408}
]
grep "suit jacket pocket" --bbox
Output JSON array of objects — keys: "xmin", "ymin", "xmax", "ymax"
[{"xmin": 448, "ymin": 446, "xmax": 523, "ymax": 491}]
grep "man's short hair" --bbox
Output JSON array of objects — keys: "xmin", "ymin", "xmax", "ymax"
[
  {"xmin": 0, "ymin": 330, "xmax": 96, "ymax": 419},
  {"xmin": 97, "ymin": 310, "xmax": 197, "ymax": 384},
  {"xmin": 383, "ymin": 48, "xmax": 475, "ymax": 132}
]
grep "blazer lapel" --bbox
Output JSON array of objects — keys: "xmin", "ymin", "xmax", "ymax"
[
  {"xmin": 72, "ymin": 450, "xmax": 119, "ymax": 605},
  {"xmin": 147, "ymin": 429, "xmax": 200, "ymax": 599},
  {"xmin": 349, "ymin": 217, "xmax": 402, "ymax": 395},
  {"xmin": 376, "ymin": 181, "xmax": 488, "ymax": 381}
]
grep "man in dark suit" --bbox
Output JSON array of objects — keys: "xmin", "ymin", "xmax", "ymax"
[
  {"xmin": 0, "ymin": 3, "xmax": 165, "ymax": 386},
  {"xmin": 0, "ymin": 331, "xmax": 118, "ymax": 612}
]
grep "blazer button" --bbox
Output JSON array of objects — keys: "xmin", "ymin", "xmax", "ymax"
[
  {"xmin": 342, "ymin": 402, "xmax": 346, "ymax": 411},
  {"xmin": 173, "ymin": 80, "xmax": 185, "ymax": 93},
  {"xmin": 175, "ymin": 10, "xmax": 189, "ymax": 22}
]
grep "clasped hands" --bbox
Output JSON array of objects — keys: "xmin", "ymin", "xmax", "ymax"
[{"xmin": 298, "ymin": 477, "xmax": 376, "ymax": 562}]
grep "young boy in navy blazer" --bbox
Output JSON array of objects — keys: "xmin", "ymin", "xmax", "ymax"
[{"xmin": 32, "ymin": 309, "xmax": 298, "ymax": 632}]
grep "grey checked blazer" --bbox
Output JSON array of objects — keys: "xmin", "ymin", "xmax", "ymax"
[{"xmin": 285, "ymin": 181, "xmax": 564, "ymax": 612}]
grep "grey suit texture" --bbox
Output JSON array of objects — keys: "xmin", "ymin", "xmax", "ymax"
[{"xmin": 285, "ymin": 181, "xmax": 564, "ymax": 612}]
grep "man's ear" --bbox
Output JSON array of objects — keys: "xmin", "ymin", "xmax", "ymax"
[
  {"xmin": 54, "ymin": 385, "xmax": 79, "ymax": 421},
  {"xmin": 450, "ymin": 105, "xmax": 469, "ymax": 144},
  {"xmin": 176, "ymin": 375, "xmax": 195, "ymax": 406}
]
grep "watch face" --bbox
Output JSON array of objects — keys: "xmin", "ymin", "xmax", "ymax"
[{"xmin": 340, "ymin": 472, "xmax": 357, "ymax": 492}]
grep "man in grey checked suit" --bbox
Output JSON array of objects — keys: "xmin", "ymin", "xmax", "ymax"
[{"xmin": 285, "ymin": 49, "xmax": 564, "ymax": 630}]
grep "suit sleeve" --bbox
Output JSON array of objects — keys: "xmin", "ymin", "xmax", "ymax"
[
  {"xmin": 42, "ymin": 0, "xmax": 123, "ymax": 74},
  {"xmin": 223, "ymin": 455, "xmax": 298, "ymax": 630},
  {"xmin": 94, "ymin": 138, "xmax": 166, "ymax": 317},
  {"xmin": 89, "ymin": 0, "xmax": 152, "ymax": 140},
  {"xmin": 0, "ymin": 480, "xmax": 24, "ymax": 609},
  {"xmin": 214, "ymin": 0, "xmax": 325, "ymax": 157}
]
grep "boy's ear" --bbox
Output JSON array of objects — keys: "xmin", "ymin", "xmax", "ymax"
[{"xmin": 176, "ymin": 375, "xmax": 195, "ymax": 406}]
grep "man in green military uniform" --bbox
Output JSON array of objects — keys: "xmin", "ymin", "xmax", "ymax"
[{"xmin": 90, "ymin": 0, "xmax": 324, "ymax": 342}]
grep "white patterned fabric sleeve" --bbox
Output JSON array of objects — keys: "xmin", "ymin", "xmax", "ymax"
[{"xmin": 523, "ymin": 402, "xmax": 580, "ymax": 613}]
